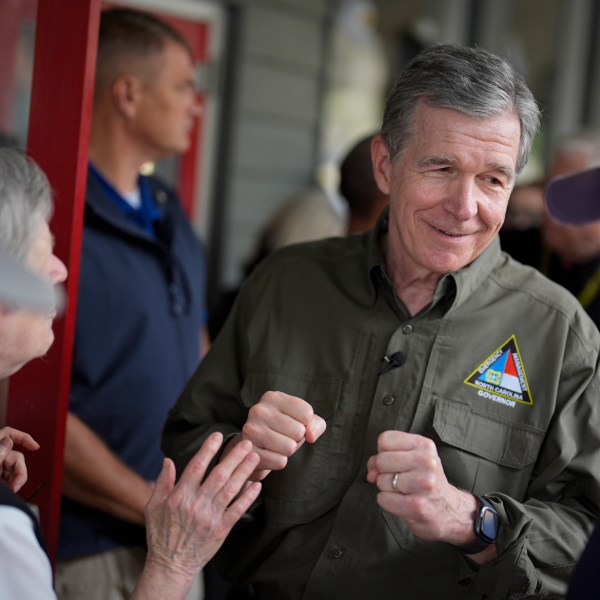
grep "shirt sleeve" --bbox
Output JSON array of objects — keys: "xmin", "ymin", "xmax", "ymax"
[
  {"xmin": 0, "ymin": 506, "xmax": 56, "ymax": 599},
  {"xmin": 458, "ymin": 328, "xmax": 600, "ymax": 598},
  {"xmin": 162, "ymin": 274, "xmax": 252, "ymax": 475}
]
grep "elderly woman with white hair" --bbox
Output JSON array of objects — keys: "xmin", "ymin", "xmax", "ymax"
[{"xmin": 0, "ymin": 148, "xmax": 261, "ymax": 599}]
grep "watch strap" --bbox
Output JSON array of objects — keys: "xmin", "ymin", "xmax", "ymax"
[
  {"xmin": 452, "ymin": 533, "xmax": 491, "ymax": 555},
  {"xmin": 451, "ymin": 495, "xmax": 498, "ymax": 555}
]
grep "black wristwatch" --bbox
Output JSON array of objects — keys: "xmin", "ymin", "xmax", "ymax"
[{"xmin": 451, "ymin": 495, "xmax": 499, "ymax": 554}]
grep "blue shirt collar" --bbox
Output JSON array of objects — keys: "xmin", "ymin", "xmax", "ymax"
[{"xmin": 88, "ymin": 162, "xmax": 161, "ymax": 236}]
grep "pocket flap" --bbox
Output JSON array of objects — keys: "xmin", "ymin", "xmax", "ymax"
[{"xmin": 433, "ymin": 399, "xmax": 545, "ymax": 468}]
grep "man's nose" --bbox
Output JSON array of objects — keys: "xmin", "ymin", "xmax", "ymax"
[{"xmin": 445, "ymin": 178, "xmax": 478, "ymax": 220}]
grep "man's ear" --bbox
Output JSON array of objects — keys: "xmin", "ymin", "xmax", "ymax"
[
  {"xmin": 371, "ymin": 134, "xmax": 393, "ymax": 195},
  {"xmin": 111, "ymin": 74, "xmax": 142, "ymax": 119}
]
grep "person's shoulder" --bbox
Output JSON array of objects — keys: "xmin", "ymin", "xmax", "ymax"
[
  {"xmin": 0, "ymin": 503, "xmax": 34, "ymax": 530},
  {"xmin": 267, "ymin": 233, "xmax": 367, "ymax": 267},
  {"xmin": 0, "ymin": 504, "xmax": 54, "ymax": 598},
  {"xmin": 239, "ymin": 234, "xmax": 371, "ymax": 310},
  {"xmin": 493, "ymin": 253, "xmax": 600, "ymax": 342},
  {"xmin": 249, "ymin": 234, "xmax": 367, "ymax": 287},
  {"xmin": 495, "ymin": 253, "xmax": 577, "ymax": 304},
  {"xmin": 0, "ymin": 495, "xmax": 41, "ymax": 553}
]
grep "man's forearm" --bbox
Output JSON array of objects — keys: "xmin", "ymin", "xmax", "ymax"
[{"xmin": 63, "ymin": 412, "xmax": 153, "ymax": 525}]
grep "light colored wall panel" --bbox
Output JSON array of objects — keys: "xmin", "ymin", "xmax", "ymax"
[
  {"xmin": 229, "ymin": 178, "xmax": 309, "ymax": 223},
  {"xmin": 213, "ymin": 0, "xmax": 331, "ymax": 293},
  {"xmin": 224, "ymin": 178, "xmax": 317, "ymax": 284},
  {"xmin": 243, "ymin": 6, "xmax": 324, "ymax": 69},
  {"xmin": 269, "ymin": 0, "xmax": 331, "ymax": 15},
  {"xmin": 220, "ymin": 226, "xmax": 256, "ymax": 287},
  {"xmin": 239, "ymin": 63, "xmax": 319, "ymax": 121},
  {"xmin": 233, "ymin": 121, "xmax": 315, "ymax": 172},
  {"xmin": 548, "ymin": 0, "xmax": 594, "ymax": 145}
]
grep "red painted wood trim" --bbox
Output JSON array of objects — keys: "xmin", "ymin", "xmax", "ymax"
[
  {"xmin": 172, "ymin": 21, "xmax": 208, "ymax": 218},
  {"xmin": 147, "ymin": 14, "xmax": 209, "ymax": 217},
  {"xmin": 6, "ymin": 0, "xmax": 101, "ymax": 565}
]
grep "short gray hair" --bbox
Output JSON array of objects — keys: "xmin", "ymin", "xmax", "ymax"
[
  {"xmin": 95, "ymin": 8, "xmax": 192, "ymax": 97},
  {"xmin": 381, "ymin": 43, "xmax": 541, "ymax": 174},
  {"xmin": 0, "ymin": 148, "xmax": 52, "ymax": 261}
]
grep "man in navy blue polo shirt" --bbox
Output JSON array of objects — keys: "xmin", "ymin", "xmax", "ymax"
[{"xmin": 55, "ymin": 8, "xmax": 209, "ymax": 599}]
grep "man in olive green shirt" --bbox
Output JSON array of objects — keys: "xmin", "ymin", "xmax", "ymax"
[{"xmin": 163, "ymin": 44, "xmax": 600, "ymax": 599}]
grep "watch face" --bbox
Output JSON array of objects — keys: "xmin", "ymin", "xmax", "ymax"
[{"xmin": 479, "ymin": 506, "xmax": 499, "ymax": 543}]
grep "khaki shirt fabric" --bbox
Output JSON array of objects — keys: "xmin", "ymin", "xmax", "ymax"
[{"xmin": 163, "ymin": 216, "xmax": 600, "ymax": 599}]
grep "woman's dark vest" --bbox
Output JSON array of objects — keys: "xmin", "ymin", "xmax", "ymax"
[{"xmin": 0, "ymin": 482, "xmax": 49, "ymax": 557}]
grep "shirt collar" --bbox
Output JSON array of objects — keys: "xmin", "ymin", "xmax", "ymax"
[
  {"xmin": 366, "ymin": 207, "xmax": 504, "ymax": 314},
  {"xmin": 446, "ymin": 236, "xmax": 503, "ymax": 313},
  {"xmin": 88, "ymin": 162, "xmax": 161, "ymax": 236},
  {"xmin": 366, "ymin": 208, "xmax": 390, "ymax": 305}
]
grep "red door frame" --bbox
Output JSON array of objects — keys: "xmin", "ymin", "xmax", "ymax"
[
  {"xmin": 162, "ymin": 17, "xmax": 208, "ymax": 217},
  {"xmin": 4, "ymin": 0, "xmax": 211, "ymax": 565},
  {"xmin": 6, "ymin": 0, "xmax": 100, "ymax": 565}
]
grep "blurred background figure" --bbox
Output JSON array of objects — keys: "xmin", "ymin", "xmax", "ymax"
[
  {"xmin": 56, "ymin": 8, "xmax": 208, "ymax": 600},
  {"xmin": 504, "ymin": 181, "xmax": 545, "ymax": 231},
  {"xmin": 498, "ymin": 179, "xmax": 544, "ymax": 266},
  {"xmin": 318, "ymin": 0, "xmax": 388, "ymax": 197},
  {"xmin": 249, "ymin": 186, "xmax": 346, "ymax": 263},
  {"xmin": 540, "ymin": 129, "xmax": 600, "ymax": 328},
  {"xmin": 208, "ymin": 132, "xmax": 388, "ymax": 341},
  {"xmin": 339, "ymin": 133, "xmax": 389, "ymax": 234},
  {"xmin": 233, "ymin": 183, "xmax": 345, "ymax": 309},
  {"xmin": 245, "ymin": 132, "xmax": 388, "ymax": 274},
  {"xmin": 207, "ymin": 185, "xmax": 345, "ymax": 342},
  {"xmin": 543, "ymin": 163, "xmax": 600, "ymax": 600}
]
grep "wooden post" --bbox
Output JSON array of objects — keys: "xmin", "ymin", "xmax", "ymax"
[{"xmin": 6, "ymin": 0, "xmax": 101, "ymax": 564}]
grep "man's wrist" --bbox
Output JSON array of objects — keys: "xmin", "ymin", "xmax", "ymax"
[{"xmin": 450, "ymin": 495, "xmax": 499, "ymax": 555}]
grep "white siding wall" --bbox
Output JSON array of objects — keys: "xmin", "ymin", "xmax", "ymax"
[{"xmin": 213, "ymin": 0, "xmax": 334, "ymax": 290}]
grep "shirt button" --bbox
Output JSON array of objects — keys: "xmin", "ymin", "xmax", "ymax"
[
  {"xmin": 169, "ymin": 283, "xmax": 178, "ymax": 295},
  {"xmin": 172, "ymin": 303, "xmax": 183, "ymax": 316},
  {"xmin": 329, "ymin": 547, "xmax": 344, "ymax": 559},
  {"xmin": 383, "ymin": 394, "xmax": 396, "ymax": 406},
  {"xmin": 402, "ymin": 323, "xmax": 413, "ymax": 334}
]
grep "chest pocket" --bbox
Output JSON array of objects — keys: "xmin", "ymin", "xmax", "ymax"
[
  {"xmin": 432, "ymin": 398, "xmax": 546, "ymax": 499},
  {"xmin": 240, "ymin": 369, "xmax": 353, "ymax": 524},
  {"xmin": 384, "ymin": 397, "xmax": 546, "ymax": 557}
]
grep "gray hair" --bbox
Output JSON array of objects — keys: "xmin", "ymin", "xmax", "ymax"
[
  {"xmin": 381, "ymin": 43, "xmax": 541, "ymax": 174},
  {"xmin": 0, "ymin": 148, "xmax": 52, "ymax": 261}
]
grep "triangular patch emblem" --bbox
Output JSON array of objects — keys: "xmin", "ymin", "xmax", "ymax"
[{"xmin": 464, "ymin": 335, "xmax": 533, "ymax": 405}]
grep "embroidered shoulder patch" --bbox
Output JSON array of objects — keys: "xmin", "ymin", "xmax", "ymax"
[{"xmin": 464, "ymin": 335, "xmax": 533, "ymax": 406}]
